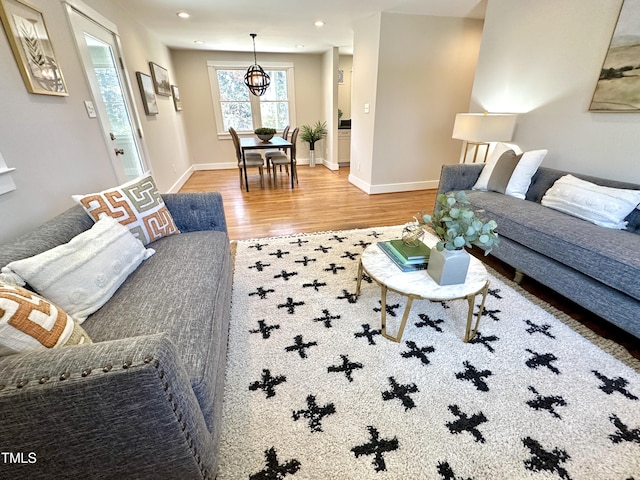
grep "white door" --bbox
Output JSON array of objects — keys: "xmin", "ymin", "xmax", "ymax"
[{"xmin": 67, "ymin": 5, "xmax": 147, "ymax": 182}]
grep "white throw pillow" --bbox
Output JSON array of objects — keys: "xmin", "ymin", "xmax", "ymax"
[
  {"xmin": 473, "ymin": 144, "xmax": 548, "ymax": 199},
  {"xmin": 541, "ymin": 174, "xmax": 640, "ymax": 229},
  {"xmin": 472, "ymin": 143, "xmax": 522, "ymax": 191},
  {"xmin": 0, "ymin": 215, "xmax": 154, "ymax": 323}
]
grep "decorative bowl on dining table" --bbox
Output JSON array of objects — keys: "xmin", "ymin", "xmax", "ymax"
[{"xmin": 254, "ymin": 127, "xmax": 276, "ymax": 143}]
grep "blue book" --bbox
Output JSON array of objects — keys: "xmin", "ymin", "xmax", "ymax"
[{"xmin": 377, "ymin": 242, "xmax": 428, "ymax": 272}]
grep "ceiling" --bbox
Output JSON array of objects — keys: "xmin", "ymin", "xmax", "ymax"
[{"xmin": 112, "ymin": 0, "xmax": 487, "ymax": 55}]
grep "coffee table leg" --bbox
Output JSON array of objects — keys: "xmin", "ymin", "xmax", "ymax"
[
  {"xmin": 381, "ymin": 291, "xmax": 414, "ymax": 343},
  {"xmin": 355, "ymin": 260, "xmax": 363, "ymax": 296},
  {"xmin": 463, "ymin": 281, "xmax": 490, "ymax": 342}
]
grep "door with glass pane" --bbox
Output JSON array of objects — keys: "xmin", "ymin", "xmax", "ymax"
[{"xmin": 68, "ymin": 7, "xmax": 147, "ymax": 182}]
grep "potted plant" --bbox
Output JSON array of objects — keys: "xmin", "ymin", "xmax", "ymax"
[
  {"xmin": 420, "ymin": 191, "xmax": 499, "ymax": 285},
  {"xmin": 255, "ymin": 127, "xmax": 276, "ymax": 142},
  {"xmin": 300, "ymin": 121, "xmax": 327, "ymax": 167}
]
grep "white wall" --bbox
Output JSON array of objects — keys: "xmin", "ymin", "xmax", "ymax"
[
  {"xmin": 350, "ymin": 13, "xmax": 483, "ymax": 193},
  {"xmin": 471, "ymin": 0, "xmax": 640, "ymax": 183},
  {"xmin": 338, "ymin": 55, "xmax": 353, "ymax": 120}
]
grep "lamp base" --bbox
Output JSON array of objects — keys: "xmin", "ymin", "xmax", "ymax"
[{"xmin": 463, "ymin": 142, "xmax": 490, "ymax": 163}]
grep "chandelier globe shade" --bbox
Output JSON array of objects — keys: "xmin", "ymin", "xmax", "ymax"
[{"xmin": 244, "ymin": 33, "xmax": 270, "ymax": 96}]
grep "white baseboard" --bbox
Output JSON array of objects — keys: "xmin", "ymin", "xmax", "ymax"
[
  {"xmin": 193, "ymin": 162, "xmax": 237, "ymax": 170},
  {"xmin": 168, "ymin": 165, "xmax": 196, "ymax": 193},
  {"xmin": 348, "ymin": 175, "xmax": 439, "ymax": 194}
]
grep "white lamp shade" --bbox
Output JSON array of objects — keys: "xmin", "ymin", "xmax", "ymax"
[{"xmin": 452, "ymin": 113, "xmax": 517, "ymax": 142}]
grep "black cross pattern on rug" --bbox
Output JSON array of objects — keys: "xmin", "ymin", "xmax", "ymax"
[
  {"xmin": 401, "ymin": 340, "xmax": 435, "ymax": 365},
  {"xmin": 455, "ymin": 361, "xmax": 492, "ymax": 392},
  {"xmin": 289, "ymin": 238, "xmax": 309, "ymax": 247},
  {"xmin": 368, "ymin": 230, "xmax": 384, "ymax": 238},
  {"xmin": 249, "ymin": 369, "xmax": 287, "ymax": 399},
  {"xmin": 480, "ymin": 306, "xmax": 501, "ymax": 322},
  {"xmin": 294, "ymin": 256, "xmax": 316, "ymax": 267},
  {"xmin": 337, "ymin": 289, "xmax": 358, "ymax": 304},
  {"xmin": 249, "ymin": 287, "xmax": 275, "ymax": 300},
  {"xmin": 313, "ymin": 309, "xmax": 341, "ymax": 328},
  {"xmin": 609, "ymin": 413, "xmax": 640, "ymax": 444},
  {"xmin": 382, "ymin": 376, "xmax": 419, "ymax": 411},
  {"xmin": 249, "ymin": 320, "xmax": 281, "ymax": 339},
  {"xmin": 249, "ymin": 260, "xmax": 271, "ymax": 272},
  {"xmin": 468, "ymin": 332, "xmax": 499, "ymax": 353},
  {"xmin": 249, "ymin": 447, "xmax": 301, "ymax": 480},
  {"xmin": 302, "ymin": 279, "xmax": 327, "ymax": 291},
  {"xmin": 351, "ymin": 426, "xmax": 399, "ymax": 473},
  {"xmin": 353, "ymin": 239, "xmax": 372, "ymax": 249},
  {"xmin": 314, "ymin": 244, "xmax": 332, "ymax": 254},
  {"xmin": 446, "ymin": 404, "xmax": 487, "ymax": 443},
  {"xmin": 524, "ymin": 319, "xmax": 556, "ymax": 338},
  {"xmin": 341, "ymin": 251, "xmax": 359, "ymax": 260},
  {"xmin": 374, "ymin": 300, "xmax": 400, "ymax": 317},
  {"xmin": 269, "ymin": 249, "xmax": 290, "ymax": 259},
  {"xmin": 292, "ymin": 394, "xmax": 336, "ymax": 433},
  {"xmin": 527, "ymin": 386, "xmax": 567, "ymax": 419},
  {"xmin": 593, "ymin": 370, "xmax": 639, "ymax": 400},
  {"xmin": 324, "ymin": 263, "xmax": 346, "ymax": 275},
  {"xmin": 285, "ymin": 335, "xmax": 318, "ymax": 359},
  {"xmin": 249, "ymin": 242, "xmax": 269, "ymax": 251},
  {"xmin": 525, "ymin": 349, "xmax": 560, "ymax": 375},
  {"xmin": 415, "ymin": 313, "xmax": 445, "ymax": 333},
  {"xmin": 436, "ymin": 462, "xmax": 474, "ymax": 480},
  {"xmin": 274, "ymin": 270, "xmax": 298, "ymax": 281},
  {"xmin": 522, "ymin": 437, "xmax": 571, "ymax": 480},
  {"xmin": 327, "ymin": 354, "xmax": 364, "ymax": 382},
  {"xmin": 329, "ymin": 234, "xmax": 347, "ymax": 243},
  {"xmin": 354, "ymin": 324, "xmax": 382, "ymax": 345},
  {"xmin": 488, "ymin": 287, "xmax": 502, "ymax": 299},
  {"xmin": 277, "ymin": 297, "xmax": 305, "ymax": 314}
]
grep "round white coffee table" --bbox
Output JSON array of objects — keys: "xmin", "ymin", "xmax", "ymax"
[{"xmin": 355, "ymin": 236, "xmax": 489, "ymax": 343}]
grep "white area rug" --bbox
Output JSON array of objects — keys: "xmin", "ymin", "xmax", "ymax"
[{"xmin": 219, "ymin": 226, "xmax": 640, "ymax": 480}]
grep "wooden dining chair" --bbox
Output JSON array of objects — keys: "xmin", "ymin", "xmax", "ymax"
[
  {"xmin": 229, "ymin": 127, "xmax": 265, "ymax": 189},
  {"xmin": 265, "ymin": 125, "xmax": 290, "ymax": 174},
  {"xmin": 269, "ymin": 126, "xmax": 299, "ymax": 184}
]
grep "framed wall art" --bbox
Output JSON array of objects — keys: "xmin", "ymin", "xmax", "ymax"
[
  {"xmin": 149, "ymin": 61, "xmax": 171, "ymax": 96},
  {"xmin": 0, "ymin": 0, "xmax": 68, "ymax": 95},
  {"xmin": 590, "ymin": 0, "xmax": 640, "ymax": 111},
  {"xmin": 136, "ymin": 72, "xmax": 158, "ymax": 115},
  {"xmin": 171, "ymin": 85, "xmax": 182, "ymax": 111}
]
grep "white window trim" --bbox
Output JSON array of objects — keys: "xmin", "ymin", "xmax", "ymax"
[{"xmin": 207, "ymin": 61, "xmax": 296, "ymax": 139}]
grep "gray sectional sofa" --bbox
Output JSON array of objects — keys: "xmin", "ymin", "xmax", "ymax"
[
  {"xmin": 438, "ymin": 164, "xmax": 640, "ymax": 339},
  {"xmin": 0, "ymin": 192, "xmax": 232, "ymax": 479}
]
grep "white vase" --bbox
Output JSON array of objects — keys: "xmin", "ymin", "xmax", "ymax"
[
  {"xmin": 427, "ymin": 247, "xmax": 470, "ymax": 285},
  {"xmin": 309, "ymin": 149, "xmax": 316, "ymax": 167}
]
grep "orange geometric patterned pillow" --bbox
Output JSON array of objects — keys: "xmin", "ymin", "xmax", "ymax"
[
  {"xmin": 0, "ymin": 283, "xmax": 91, "ymax": 357},
  {"xmin": 73, "ymin": 173, "xmax": 179, "ymax": 245}
]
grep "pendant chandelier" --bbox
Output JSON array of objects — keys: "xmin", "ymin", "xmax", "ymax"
[{"xmin": 244, "ymin": 33, "xmax": 270, "ymax": 96}]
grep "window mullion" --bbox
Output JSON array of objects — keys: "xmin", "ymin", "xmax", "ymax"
[{"xmin": 250, "ymin": 94, "xmax": 262, "ymax": 128}]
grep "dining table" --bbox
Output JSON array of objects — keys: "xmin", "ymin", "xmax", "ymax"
[{"xmin": 240, "ymin": 136, "xmax": 294, "ymax": 192}]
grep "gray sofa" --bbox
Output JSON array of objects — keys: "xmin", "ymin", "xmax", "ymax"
[
  {"xmin": 0, "ymin": 192, "xmax": 232, "ymax": 479},
  {"xmin": 438, "ymin": 164, "xmax": 640, "ymax": 339}
]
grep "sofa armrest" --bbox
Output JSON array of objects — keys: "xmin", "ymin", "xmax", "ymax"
[
  {"xmin": 163, "ymin": 192, "xmax": 228, "ymax": 234},
  {"xmin": 437, "ymin": 164, "xmax": 484, "ymax": 195},
  {"xmin": 0, "ymin": 333, "xmax": 214, "ymax": 479}
]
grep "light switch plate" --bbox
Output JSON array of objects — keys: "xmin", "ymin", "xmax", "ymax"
[
  {"xmin": 84, "ymin": 100, "xmax": 97, "ymax": 118},
  {"xmin": 364, "ymin": 103, "xmax": 370, "ymax": 114}
]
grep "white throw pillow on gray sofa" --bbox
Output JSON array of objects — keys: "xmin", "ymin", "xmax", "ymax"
[{"xmin": 0, "ymin": 215, "xmax": 155, "ymax": 322}]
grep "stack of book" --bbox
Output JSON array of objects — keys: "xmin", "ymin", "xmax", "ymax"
[{"xmin": 377, "ymin": 239, "xmax": 430, "ymax": 272}]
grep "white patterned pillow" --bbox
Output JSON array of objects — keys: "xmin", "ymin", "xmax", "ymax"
[
  {"xmin": 73, "ymin": 173, "xmax": 179, "ymax": 245},
  {"xmin": 0, "ymin": 282, "xmax": 91, "ymax": 357},
  {"xmin": 473, "ymin": 144, "xmax": 547, "ymax": 199},
  {"xmin": 542, "ymin": 174, "xmax": 640, "ymax": 229},
  {"xmin": 0, "ymin": 215, "xmax": 154, "ymax": 323}
]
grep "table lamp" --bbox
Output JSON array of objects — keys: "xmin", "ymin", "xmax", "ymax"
[{"xmin": 452, "ymin": 112, "xmax": 517, "ymax": 163}]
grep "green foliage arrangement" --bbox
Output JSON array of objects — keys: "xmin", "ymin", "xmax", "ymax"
[
  {"xmin": 254, "ymin": 127, "xmax": 276, "ymax": 135},
  {"xmin": 300, "ymin": 121, "xmax": 328, "ymax": 150},
  {"xmin": 421, "ymin": 191, "xmax": 499, "ymax": 255}
]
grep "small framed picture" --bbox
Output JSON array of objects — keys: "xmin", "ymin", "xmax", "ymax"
[
  {"xmin": 149, "ymin": 61, "xmax": 171, "ymax": 96},
  {"xmin": 0, "ymin": 0, "xmax": 68, "ymax": 95},
  {"xmin": 136, "ymin": 72, "xmax": 158, "ymax": 115},
  {"xmin": 171, "ymin": 85, "xmax": 182, "ymax": 111},
  {"xmin": 338, "ymin": 69, "xmax": 344, "ymax": 85}
]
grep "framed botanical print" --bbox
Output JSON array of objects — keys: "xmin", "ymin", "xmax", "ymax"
[
  {"xmin": 136, "ymin": 72, "xmax": 158, "ymax": 115},
  {"xmin": 0, "ymin": 0, "xmax": 68, "ymax": 95},
  {"xmin": 171, "ymin": 85, "xmax": 182, "ymax": 111}
]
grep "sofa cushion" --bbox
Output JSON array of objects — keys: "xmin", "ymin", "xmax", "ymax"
[
  {"xmin": 465, "ymin": 190, "xmax": 640, "ymax": 301},
  {"xmin": 73, "ymin": 173, "xmax": 179, "ymax": 245},
  {"xmin": 0, "ymin": 282, "xmax": 92, "ymax": 356},
  {"xmin": 1, "ymin": 216, "xmax": 155, "ymax": 323},
  {"xmin": 81, "ymin": 229, "xmax": 232, "ymax": 433}
]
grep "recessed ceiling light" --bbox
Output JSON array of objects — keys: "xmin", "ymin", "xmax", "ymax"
[
  {"xmin": 314, "ymin": 20, "xmax": 325, "ymax": 27},
  {"xmin": 194, "ymin": 40, "xmax": 205, "ymax": 45},
  {"xmin": 296, "ymin": 44, "xmax": 304, "ymax": 48},
  {"xmin": 177, "ymin": 11, "xmax": 190, "ymax": 19}
]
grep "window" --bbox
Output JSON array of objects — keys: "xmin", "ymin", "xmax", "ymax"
[{"xmin": 208, "ymin": 61, "xmax": 295, "ymax": 135}]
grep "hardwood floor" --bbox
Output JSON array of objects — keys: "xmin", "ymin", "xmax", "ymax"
[{"xmin": 180, "ymin": 165, "xmax": 639, "ymax": 361}]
